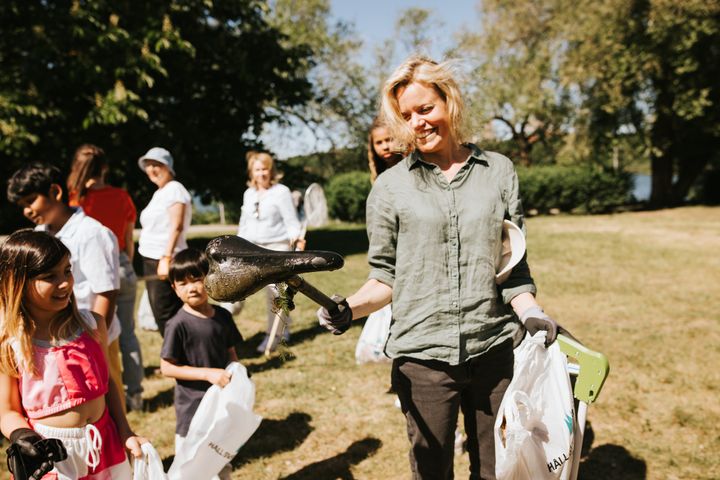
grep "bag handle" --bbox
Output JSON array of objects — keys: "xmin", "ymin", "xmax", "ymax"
[{"xmin": 133, "ymin": 443, "xmax": 167, "ymax": 480}]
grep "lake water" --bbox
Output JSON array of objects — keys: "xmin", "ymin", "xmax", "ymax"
[{"xmin": 633, "ymin": 174, "xmax": 651, "ymax": 201}]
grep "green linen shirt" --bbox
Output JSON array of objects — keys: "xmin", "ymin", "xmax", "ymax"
[{"xmin": 366, "ymin": 144, "xmax": 536, "ymax": 365}]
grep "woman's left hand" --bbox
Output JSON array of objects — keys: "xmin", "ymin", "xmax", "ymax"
[
  {"xmin": 294, "ymin": 238, "xmax": 306, "ymax": 251},
  {"xmin": 156, "ymin": 256, "xmax": 170, "ymax": 279},
  {"xmin": 124, "ymin": 434, "xmax": 149, "ymax": 458}
]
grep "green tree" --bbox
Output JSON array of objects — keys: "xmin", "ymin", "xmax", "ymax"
[
  {"xmin": 453, "ymin": 1, "xmax": 574, "ymax": 166},
  {"xmin": 560, "ymin": 0, "xmax": 720, "ymax": 206},
  {"xmin": 265, "ymin": 3, "xmax": 447, "ymax": 168},
  {"xmin": 267, "ymin": 0, "xmax": 376, "ymax": 157},
  {"xmin": 456, "ymin": 0, "xmax": 720, "ymax": 206},
  {"xmin": 0, "ymin": 0, "xmax": 311, "ymax": 230}
]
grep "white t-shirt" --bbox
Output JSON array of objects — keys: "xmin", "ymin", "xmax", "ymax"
[
  {"xmin": 237, "ymin": 183, "xmax": 301, "ymax": 245},
  {"xmin": 138, "ymin": 180, "xmax": 192, "ymax": 259},
  {"xmin": 39, "ymin": 208, "xmax": 122, "ymax": 343}
]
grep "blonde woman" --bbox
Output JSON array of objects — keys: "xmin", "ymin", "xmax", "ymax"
[
  {"xmin": 238, "ymin": 151, "xmax": 303, "ymax": 352},
  {"xmin": 318, "ymin": 56, "xmax": 558, "ymax": 479}
]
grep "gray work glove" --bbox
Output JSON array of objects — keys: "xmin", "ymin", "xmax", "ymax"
[
  {"xmin": 520, "ymin": 306, "xmax": 558, "ymax": 347},
  {"xmin": 317, "ymin": 295, "xmax": 352, "ymax": 335}
]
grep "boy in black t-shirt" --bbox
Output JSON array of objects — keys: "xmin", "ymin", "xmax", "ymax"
[{"xmin": 160, "ymin": 248, "xmax": 243, "ymax": 480}]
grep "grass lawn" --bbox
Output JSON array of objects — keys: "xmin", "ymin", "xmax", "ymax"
[{"xmin": 3, "ymin": 207, "xmax": 719, "ymax": 479}]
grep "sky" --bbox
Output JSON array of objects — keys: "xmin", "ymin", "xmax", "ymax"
[
  {"xmin": 261, "ymin": 0, "xmax": 481, "ymax": 159},
  {"xmin": 332, "ymin": 0, "xmax": 480, "ymax": 59}
]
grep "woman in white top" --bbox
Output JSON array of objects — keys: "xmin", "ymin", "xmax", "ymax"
[
  {"xmin": 238, "ymin": 151, "xmax": 304, "ymax": 352},
  {"xmin": 137, "ymin": 147, "xmax": 192, "ymax": 336}
]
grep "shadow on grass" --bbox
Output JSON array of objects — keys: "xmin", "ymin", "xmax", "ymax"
[
  {"xmin": 160, "ymin": 413, "xmax": 314, "ymax": 472},
  {"xmin": 241, "ymin": 327, "xmax": 327, "ymax": 375},
  {"xmin": 143, "ymin": 365, "xmax": 161, "ymax": 378},
  {"xmin": 578, "ymin": 422, "xmax": 647, "ymax": 479},
  {"xmin": 143, "ymin": 386, "xmax": 174, "ymax": 413},
  {"xmin": 279, "ymin": 437, "xmax": 382, "ymax": 480},
  {"xmin": 305, "ymin": 227, "xmax": 368, "ymax": 257},
  {"xmin": 231, "ymin": 412, "xmax": 314, "ymax": 467},
  {"xmin": 239, "ymin": 322, "xmax": 367, "ymax": 375},
  {"xmin": 579, "ymin": 444, "xmax": 647, "ymax": 479}
]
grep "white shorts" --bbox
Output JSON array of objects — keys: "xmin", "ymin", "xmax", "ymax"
[{"xmin": 31, "ymin": 409, "xmax": 132, "ymax": 479}]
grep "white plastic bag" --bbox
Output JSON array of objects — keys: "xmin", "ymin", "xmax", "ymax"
[
  {"xmin": 168, "ymin": 362, "xmax": 262, "ymax": 480},
  {"xmin": 355, "ymin": 304, "xmax": 392, "ymax": 364},
  {"xmin": 137, "ymin": 289, "xmax": 159, "ymax": 331},
  {"xmin": 133, "ymin": 443, "xmax": 168, "ymax": 480},
  {"xmin": 495, "ymin": 332, "xmax": 575, "ymax": 480}
]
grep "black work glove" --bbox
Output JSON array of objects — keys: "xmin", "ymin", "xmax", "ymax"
[
  {"xmin": 520, "ymin": 306, "xmax": 558, "ymax": 347},
  {"xmin": 7, "ymin": 428, "xmax": 67, "ymax": 480},
  {"xmin": 317, "ymin": 295, "xmax": 352, "ymax": 335}
]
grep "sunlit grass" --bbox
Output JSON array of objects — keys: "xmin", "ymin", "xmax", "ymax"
[{"xmin": 1, "ymin": 207, "xmax": 717, "ymax": 479}]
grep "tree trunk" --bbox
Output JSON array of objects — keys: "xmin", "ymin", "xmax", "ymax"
[
  {"xmin": 672, "ymin": 150, "xmax": 712, "ymax": 205},
  {"xmin": 649, "ymin": 80, "xmax": 676, "ymax": 208},
  {"xmin": 649, "ymin": 153, "xmax": 674, "ymax": 208}
]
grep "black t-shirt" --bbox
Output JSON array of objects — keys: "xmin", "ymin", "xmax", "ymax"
[{"xmin": 161, "ymin": 306, "xmax": 243, "ymax": 435}]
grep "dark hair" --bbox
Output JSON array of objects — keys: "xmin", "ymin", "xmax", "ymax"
[
  {"xmin": 67, "ymin": 144, "xmax": 107, "ymax": 201},
  {"xmin": 169, "ymin": 248, "xmax": 209, "ymax": 283},
  {"xmin": 7, "ymin": 162, "xmax": 66, "ymax": 204},
  {"xmin": 0, "ymin": 229, "xmax": 71, "ymax": 281}
]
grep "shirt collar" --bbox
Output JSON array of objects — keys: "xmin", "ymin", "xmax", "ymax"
[
  {"xmin": 407, "ymin": 143, "xmax": 489, "ymax": 170},
  {"xmin": 55, "ymin": 207, "xmax": 83, "ymax": 239}
]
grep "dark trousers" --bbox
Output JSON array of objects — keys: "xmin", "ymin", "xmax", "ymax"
[
  {"xmin": 142, "ymin": 256, "xmax": 182, "ymax": 336},
  {"xmin": 391, "ymin": 341, "xmax": 514, "ymax": 480}
]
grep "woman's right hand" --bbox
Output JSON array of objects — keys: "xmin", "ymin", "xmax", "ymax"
[
  {"xmin": 156, "ymin": 256, "xmax": 170, "ymax": 279},
  {"xmin": 317, "ymin": 295, "xmax": 353, "ymax": 335}
]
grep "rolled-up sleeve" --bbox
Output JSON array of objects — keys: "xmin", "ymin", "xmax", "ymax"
[
  {"xmin": 498, "ymin": 162, "xmax": 537, "ymax": 304},
  {"xmin": 366, "ymin": 179, "xmax": 397, "ymax": 287}
]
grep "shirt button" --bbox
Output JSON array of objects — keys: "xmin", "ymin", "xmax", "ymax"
[{"xmin": 452, "ymin": 302, "xmax": 458, "ymax": 307}]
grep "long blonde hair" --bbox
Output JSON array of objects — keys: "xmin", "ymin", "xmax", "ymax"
[
  {"xmin": 381, "ymin": 55, "xmax": 468, "ymax": 152},
  {"xmin": 367, "ymin": 117, "xmax": 404, "ymax": 183},
  {"xmin": 0, "ymin": 230, "xmax": 90, "ymax": 376},
  {"xmin": 245, "ymin": 151, "xmax": 282, "ymax": 188}
]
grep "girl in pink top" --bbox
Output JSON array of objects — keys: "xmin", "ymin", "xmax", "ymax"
[{"xmin": 0, "ymin": 230, "xmax": 148, "ymax": 479}]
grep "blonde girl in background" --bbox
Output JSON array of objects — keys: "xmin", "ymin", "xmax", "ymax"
[{"xmin": 367, "ymin": 116, "xmax": 404, "ymax": 183}]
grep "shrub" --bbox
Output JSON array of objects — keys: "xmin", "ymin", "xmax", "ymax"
[
  {"xmin": 517, "ymin": 165, "xmax": 633, "ymax": 214},
  {"xmin": 689, "ymin": 164, "xmax": 720, "ymax": 205},
  {"xmin": 325, "ymin": 171, "xmax": 372, "ymax": 222}
]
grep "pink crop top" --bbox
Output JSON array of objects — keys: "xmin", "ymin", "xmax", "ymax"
[{"xmin": 13, "ymin": 310, "xmax": 109, "ymax": 419}]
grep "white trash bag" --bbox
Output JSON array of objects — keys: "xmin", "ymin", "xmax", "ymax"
[
  {"xmin": 495, "ymin": 332, "xmax": 575, "ymax": 480},
  {"xmin": 355, "ymin": 304, "xmax": 392, "ymax": 364},
  {"xmin": 133, "ymin": 443, "xmax": 168, "ymax": 480},
  {"xmin": 137, "ymin": 289, "xmax": 159, "ymax": 331},
  {"xmin": 168, "ymin": 362, "xmax": 262, "ymax": 479}
]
